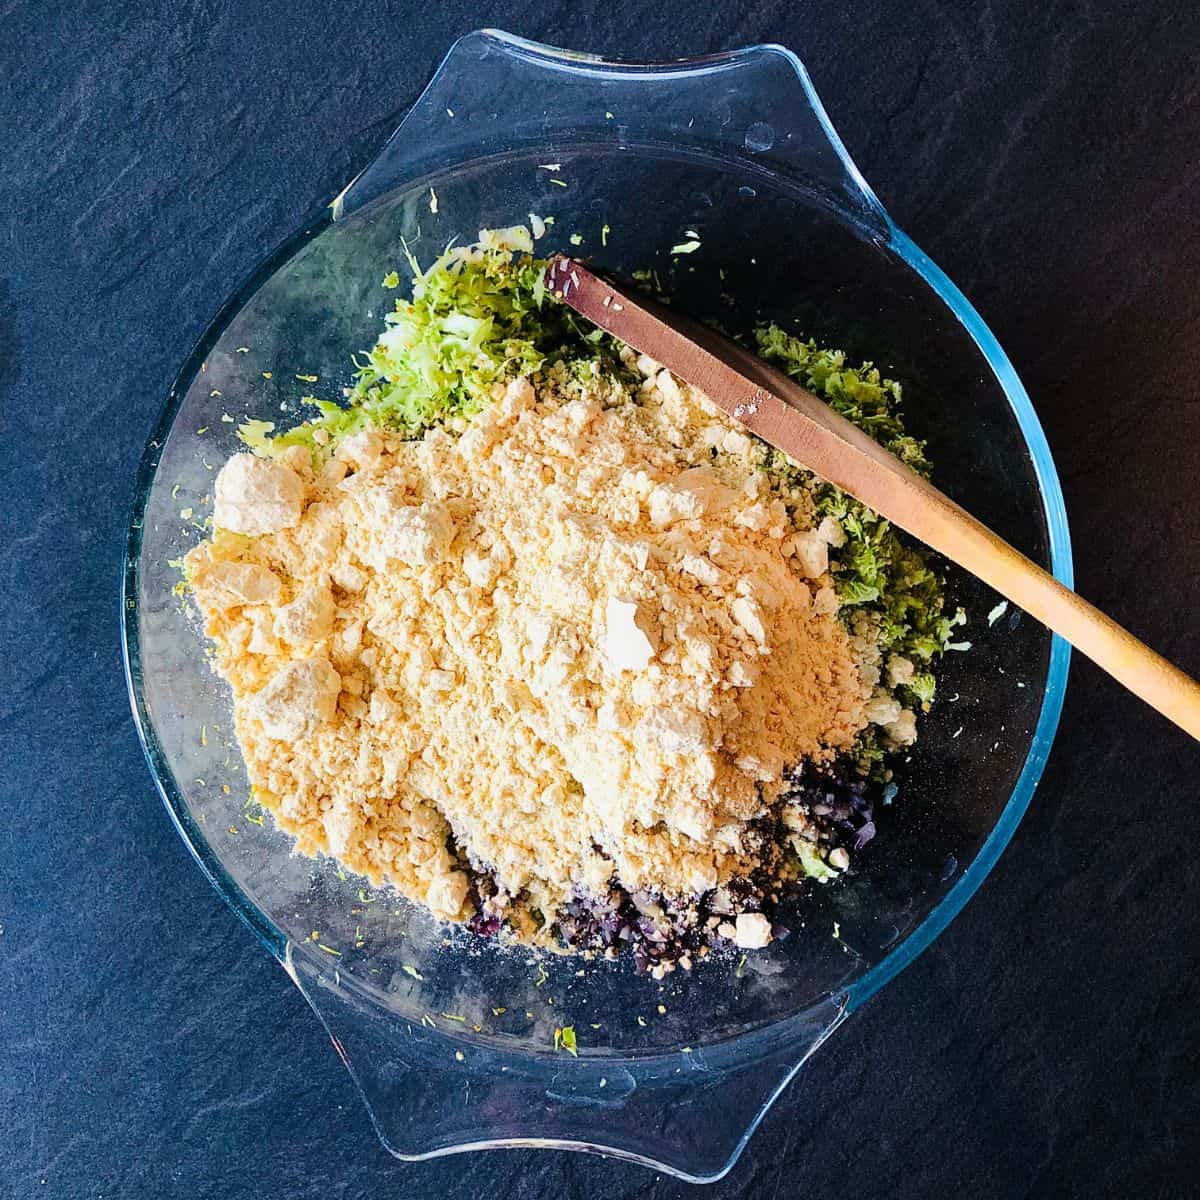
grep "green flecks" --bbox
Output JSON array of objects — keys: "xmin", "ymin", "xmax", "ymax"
[
  {"xmin": 402, "ymin": 964, "xmax": 423, "ymax": 980},
  {"xmin": 492, "ymin": 1006, "xmax": 507, "ymax": 1016},
  {"xmin": 906, "ymin": 672, "xmax": 937, "ymax": 706},
  {"xmin": 382, "ymin": 271, "xmax": 400, "ymax": 289},
  {"xmin": 569, "ymin": 233, "xmax": 583, "ymax": 246},
  {"xmin": 554, "ymin": 1025, "xmax": 577, "ymax": 1056},
  {"xmin": 671, "ymin": 239, "xmax": 701, "ymax": 255},
  {"xmin": 549, "ymin": 178, "xmax": 567, "ymax": 187},
  {"xmin": 601, "ymin": 223, "xmax": 610, "ymax": 246},
  {"xmin": 630, "ymin": 266, "xmax": 666, "ymax": 294},
  {"xmin": 237, "ymin": 418, "xmax": 277, "ymax": 453},
  {"xmin": 318, "ymin": 943, "xmax": 341, "ymax": 956},
  {"xmin": 534, "ymin": 964, "xmax": 549, "ymax": 987},
  {"xmin": 429, "ymin": 187, "xmax": 438, "ymax": 214},
  {"xmin": 295, "ymin": 373, "xmax": 318, "ymax": 383},
  {"xmin": 797, "ymin": 841, "xmax": 837, "ymax": 883},
  {"xmin": 441, "ymin": 1013, "xmax": 466, "ymax": 1023}
]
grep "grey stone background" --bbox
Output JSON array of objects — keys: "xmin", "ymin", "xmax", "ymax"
[{"xmin": 2, "ymin": 2, "xmax": 1197, "ymax": 1196}]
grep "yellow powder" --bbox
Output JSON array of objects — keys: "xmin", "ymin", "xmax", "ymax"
[{"xmin": 186, "ymin": 362, "xmax": 878, "ymax": 933}]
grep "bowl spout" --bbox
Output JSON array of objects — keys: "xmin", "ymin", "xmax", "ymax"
[
  {"xmin": 286, "ymin": 940, "xmax": 849, "ymax": 1184},
  {"xmin": 333, "ymin": 28, "xmax": 889, "ymax": 240}
]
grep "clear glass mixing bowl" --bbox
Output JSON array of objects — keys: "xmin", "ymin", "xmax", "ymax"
[{"xmin": 122, "ymin": 31, "xmax": 1072, "ymax": 1183}]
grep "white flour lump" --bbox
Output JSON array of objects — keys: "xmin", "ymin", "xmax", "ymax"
[
  {"xmin": 213, "ymin": 452, "xmax": 306, "ymax": 535},
  {"xmin": 186, "ymin": 363, "xmax": 887, "ymax": 942}
]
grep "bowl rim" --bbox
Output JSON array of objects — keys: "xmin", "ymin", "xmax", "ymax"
[
  {"xmin": 121, "ymin": 58, "xmax": 1073, "ymax": 1062},
  {"xmin": 845, "ymin": 225, "xmax": 1072, "ymax": 1011}
]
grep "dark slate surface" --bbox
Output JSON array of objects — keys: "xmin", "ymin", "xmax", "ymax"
[{"xmin": 3, "ymin": 2, "xmax": 1198, "ymax": 1196}]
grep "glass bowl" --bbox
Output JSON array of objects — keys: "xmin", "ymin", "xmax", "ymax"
[{"xmin": 122, "ymin": 30, "xmax": 1072, "ymax": 1184}]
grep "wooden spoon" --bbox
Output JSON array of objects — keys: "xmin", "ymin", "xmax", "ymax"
[{"xmin": 546, "ymin": 255, "xmax": 1200, "ymax": 741}]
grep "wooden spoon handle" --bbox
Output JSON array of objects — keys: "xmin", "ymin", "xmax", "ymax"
[
  {"xmin": 908, "ymin": 492, "xmax": 1200, "ymax": 738},
  {"xmin": 714, "ymin": 330, "xmax": 1200, "ymax": 740},
  {"xmin": 547, "ymin": 256, "xmax": 1200, "ymax": 741}
]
